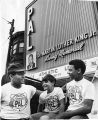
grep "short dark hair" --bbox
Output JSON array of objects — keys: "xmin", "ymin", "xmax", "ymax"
[
  {"xmin": 42, "ymin": 74, "xmax": 56, "ymax": 85},
  {"xmin": 69, "ymin": 59, "xmax": 86, "ymax": 74},
  {"xmin": 8, "ymin": 64, "xmax": 24, "ymax": 76},
  {"xmin": 8, "ymin": 70, "xmax": 16, "ymax": 76}
]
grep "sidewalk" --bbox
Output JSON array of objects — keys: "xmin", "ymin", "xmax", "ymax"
[{"xmin": 88, "ymin": 111, "xmax": 98, "ymax": 119}]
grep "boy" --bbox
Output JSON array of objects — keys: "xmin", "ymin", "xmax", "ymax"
[
  {"xmin": 31, "ymin": 74, "xmax": 65, "ymax": 120},
  {"xmin": 0, "ymin": 64, "xmax": 41, "ymax": 120}
]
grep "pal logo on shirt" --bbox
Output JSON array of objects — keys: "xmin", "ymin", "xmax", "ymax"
[
  {"xmin": 9, "ymin": 93, "xmax": 28, "ymax": 111},
  {"xmin": 68, "ymin": 85, "xmax": 83, "ymax": 105}
]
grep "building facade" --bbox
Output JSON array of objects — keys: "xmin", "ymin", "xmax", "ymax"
[
  {"xmin": 2, "ymin": 31, "xmax": 24, "ymax": 85},
  {"xmin": 5, "ymin": 31, "xmax": 24, "ymax": 77},
  {"xmin": 25, "ymin": 0, "xmax": 98, "ymax": 116}
]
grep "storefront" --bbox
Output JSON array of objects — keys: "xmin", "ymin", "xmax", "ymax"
[{"xmin": 25, "ymin": 0, "xmax": 98, "ymax": 116}]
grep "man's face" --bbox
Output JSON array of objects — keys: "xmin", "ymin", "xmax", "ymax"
[
  {"xmin": 67, "ymin": 65, "xmax": 79, "ymax": 80},
  {"xmin": 29, "ymin": 56, "xmax": 33, "ymax": 64}
]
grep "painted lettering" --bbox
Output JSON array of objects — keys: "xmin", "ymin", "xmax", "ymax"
[{"xmin": 27, "ymin": 7, "xmax": 35, "ymax": 50}]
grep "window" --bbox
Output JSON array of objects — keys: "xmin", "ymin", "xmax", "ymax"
[
  {"xmin": 19, "ymin": 42, "xmax": 24, "ymax": 53},
  {"xmin": 13, "ymin": 44, "xmax": 17, "ymax": 54},
  {"xmin": 10, "ymin": 46, "xmax": 13, "ymax": 56}
]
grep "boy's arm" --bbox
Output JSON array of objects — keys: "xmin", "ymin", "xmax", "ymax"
[
  {"xmin": 58, "ymin": 87, "xmax": 66, "ymax": 114},
  {"xmin": 37, "ymin": 91, "xmax": 45, "ymax": 112},
  {"xmin": 37, "ymin": 103, "xmax": 45, "ymax": 112},
  {"xmin": 36, "ymin": 89, "xmax": 43, "ymax": 96},
  {"xmin": 59, "ymin": 98, "xmax": 65, "ymax": 114}
]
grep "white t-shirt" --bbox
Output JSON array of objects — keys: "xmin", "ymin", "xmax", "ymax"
[
  {"xmin": 39, "ymin": 87, "xmax": 65, "ymax": 113},
  {"xmin": 0, "ymin": 83, "xmax": 36, "ymax": 119},
  {"xmin": 67, "ymin": 78, "xmax": 95, "ymax": 111}
]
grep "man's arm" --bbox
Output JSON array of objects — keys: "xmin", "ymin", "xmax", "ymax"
[
  {"xmin": 58, "ymin": 98, "xmax": 65, "ymax": 114},
  {"xmin": 56, "ymin": 99, "xmax": 93, "ymax": 119},
  {"xmin": 67, "ymin": 99, "xmax": 93, "ymax": 116}
]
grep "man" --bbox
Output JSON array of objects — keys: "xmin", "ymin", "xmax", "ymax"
[
  {"xmin": 0, "ymin": 64, "xmax": 41, "ymax": 120},
  {"xmin": 56, "ymin": 59, "xmax": 95, "ymax": 119},
  {"xmin": 27, "ymin": 54, "xmax": 35, "ymax": 70}
]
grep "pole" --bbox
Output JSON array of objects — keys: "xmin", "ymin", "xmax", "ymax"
[{"xmin": 3, "ymin": 19, "xmax": 15, "ymax": 74}]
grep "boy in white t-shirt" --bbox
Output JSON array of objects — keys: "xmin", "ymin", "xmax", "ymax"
[
  {"xmin": 31, "ymin": 74, "xmax": 65, "ymax": 120},
  {"xmin": 56, "ymin": 59, "xmax": 95, "ymax": 119},
  {"xmin": 0, "ymin": 64, "xmax": 42, "ymax": 120}
]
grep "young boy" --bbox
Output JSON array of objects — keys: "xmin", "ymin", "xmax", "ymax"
[
  {"xmin": 31, "ymin": 74, "xmax": 65, "ymax": 120},
  {"xmin": 0, "ymin": 64, "xmax": 42, "ymax": 120}
]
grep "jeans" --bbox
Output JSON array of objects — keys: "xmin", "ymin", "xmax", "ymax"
[{"xmin": 1, "ymin": 118, "xmax": 30, "ymax": 120}]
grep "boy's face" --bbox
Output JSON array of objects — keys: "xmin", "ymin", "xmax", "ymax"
[
  {"xmin": 67, "ymin": 65, "xmax": 79, "ymax": 80},
  {"xmin": 42, "ymin": 80, "xmax": 54, "ymax": 91},
  {"xmin": 10, "ymin": 72, "xmax": 24, "ymax": 85}
]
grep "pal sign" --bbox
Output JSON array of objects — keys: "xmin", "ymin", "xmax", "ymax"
[{"xmin": 27, "ymin": 6, "xmax": 34, "ymax": 50}]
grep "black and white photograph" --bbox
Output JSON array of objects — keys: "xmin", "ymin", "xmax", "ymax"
[
  {"xmin": 26, "ymin": 51, "xmax": 37, "ymax": 70},
  {"xmin": 0, "ymin": 0, "xmax": 98, "ymax": 120}
]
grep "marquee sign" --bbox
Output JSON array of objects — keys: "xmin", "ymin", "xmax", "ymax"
[
  {"xmin": 36, "ymin": 31, "xmax": 96, "ymax": 62},
  {"xmin": 25, "ymin": 57, "xmax": 98, "ymax": 81},
  {"xmin": 37, "ymin": 31, "xmax": 96, "ymax": 58},
  {"xmin": 26, "ymin": 5, "xmax": 97, "ymax": 63}
]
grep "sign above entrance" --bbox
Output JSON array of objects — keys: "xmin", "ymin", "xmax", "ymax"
[
  {"xmin": 25, "ymin": 57, "xmax": 98, "ymax": 81},
  {"xmin": 36, "ymin": 31, "xmax": 96, "ymax": 62},
  {"xmin": 37, "ymin": 31, "xmax": 96, "ymax": 58}
]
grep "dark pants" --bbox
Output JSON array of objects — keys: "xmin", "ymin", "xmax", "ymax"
[
  {"xmin": 70, "ymin": 115, "xmax": 89, "ymax": 119},
  {"xmin": 31, "ymin": 112, "xmax": 57, "ymax": 120},
  {"xmin": 55, "ymin": 114, "xmax": 89, "ymax": 119},
  {"xmin": 1, "ymin": 118, "xmax": 29, "ymax": 120}
]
